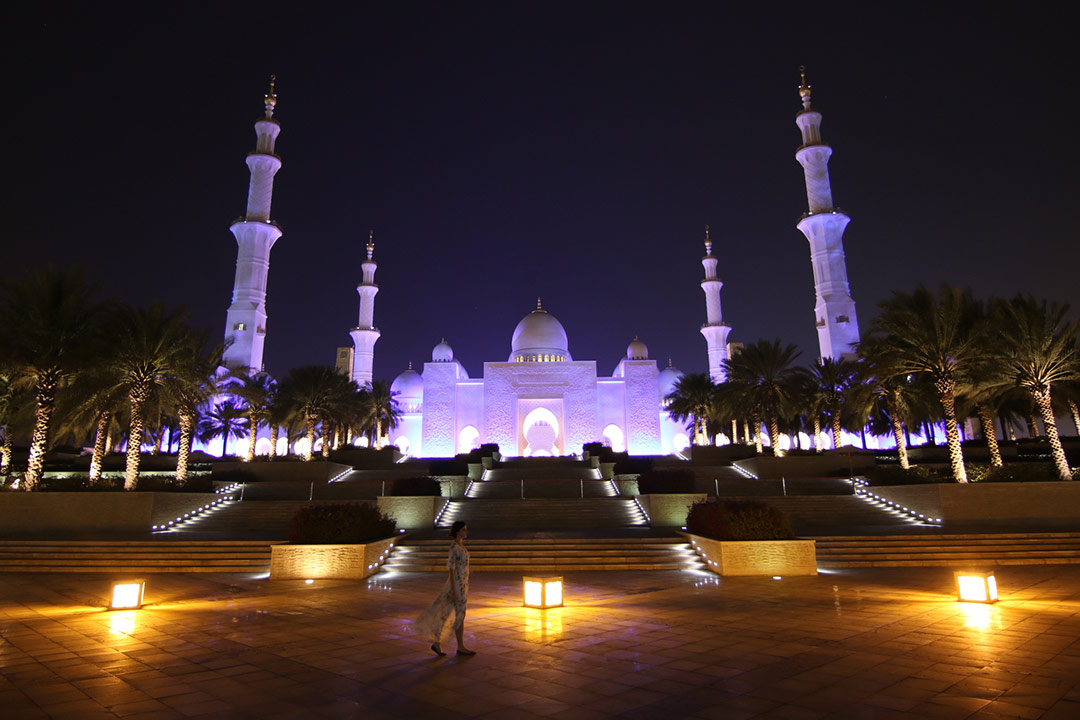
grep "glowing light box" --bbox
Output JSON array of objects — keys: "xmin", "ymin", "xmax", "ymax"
[
  {"xmin": 110, "ymin": 580, "xmax": 145, "ymax": 610},
  {"xmin": 523, "ymin": 576, "xmax": 563, "ymax": 608},
  {"xmin": 955, "ymin": 571, "xmax": 998, "ymax": 604}
]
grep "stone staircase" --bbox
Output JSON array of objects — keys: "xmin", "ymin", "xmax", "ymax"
[
  {"xmin": 0, "ymin": 540, "xmax": 279, "ymax": 573},
  {"xmin": 466, "ymin": 478, "xmax": 618, "ymax": 499},
  {"xmin": 813, "ymin": 532, "xmax": 1080, "ymax": 567},
  {"xmin": 169, "ymin": 499, "xmax": 365, "ymax": 538},
  {"xmin": 436, "ymin": 498, "xmax": 648, "ymax": 530},
  {"xmin": 383, "ymin": 537, "xmax": 706, "ymax": 572}
]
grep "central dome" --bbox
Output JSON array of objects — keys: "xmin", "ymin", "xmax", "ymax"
[{"xmin": 510, "ymin": 301, "xmax": 571, "ymax": 362}]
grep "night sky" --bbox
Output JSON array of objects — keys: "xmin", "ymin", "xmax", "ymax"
[{"xmin": 3, "ymin": 4, "xmax": 1077, "ymax": 383}]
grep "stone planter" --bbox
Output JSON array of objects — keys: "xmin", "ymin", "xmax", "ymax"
[
  {"xmin": 614, "ymin": 476, "xmax": 639, "ymax": 496},
  {"xmin": 637, "ymin": 493, "xmax": 707, "ymax": 527},
  {"xmin": 865, "ymin": 481, "xmax": 1080, "ymax": 524},
  {"xmin": 376, "ymin": 496, "xmax": 449, "ymax": 530},
  {"xmin": 435, "ymin": 477, "xmax": 469, "ymax": 499},
  {"xmin": 269, "ymin": 535, "xmax": 400, "ymax": 579},
  {"xmin": 681, "ymin": 532, "xmax": 817, "ymax": 576}
]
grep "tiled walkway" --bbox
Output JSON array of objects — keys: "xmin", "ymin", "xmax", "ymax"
[{"xmin": 0, "ymin": 566, "xmax": 1078, "ymax": 719}]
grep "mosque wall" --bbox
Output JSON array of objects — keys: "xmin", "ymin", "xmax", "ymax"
[
  {"xmin": 483, "ymin": 361, "xmax": 599, "ymax": 457},
  {"xmin": 596, "ymin": 379, "xmax": 627, "ymax": 449},
  {"xmin": 622, "ymin": 361, "xmax": 662, "ymax": 455},
  {"xmin": 421, "ymin": 362, "xmax": 459, "ymax": 457},
  {"xmin": 455, "ymin": 381, "xmax": 484, "ymax": 453}
]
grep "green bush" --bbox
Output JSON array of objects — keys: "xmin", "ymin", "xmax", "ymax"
[
  {"xmin": 613, "ymin": 456, "xmax": 653, "ymax": 475},
  {"xmin": 389, "ymin": 476, "xmax": 441, "ymax": 496},
  {"xmin": 211, "ymin": 469, "xmax": 260, "ymax": 485},
  {"xmin": 686, "ymin": 499, "xmax": 795, "ymax": 541},
  {"xmin": 636, "ymin": 469, "xmax": 697, "ymax": 494},
  {"xmin": 972, "ymin": 463, "xmax": 1059, "ymax": 483},
  {"xmin": 136, "ymin": 475, "xmax": 215, "ymax": 493},
  {"xmin": 429, "ymin": 458, "xmax": 469, "ymax": 476},
  {"xmin": 859, "ymin": 465, "xmax": 949, "ymax": 486},
  {"xmin": 289, "ymin": 502, "xmax": 397, "ymax": 544}
]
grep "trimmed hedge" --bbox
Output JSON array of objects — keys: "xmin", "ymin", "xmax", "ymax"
[
  {"xmin": 686, "ymin": 499, "xmax": 795, "ymax": 541},
  {"xmin": 636, "ymin": 469, "xmax": 697, "ymax": 494},
  {"xmin": 33, "ymin": 474, "xmax": 214, "ymax": 493},
  {"xmin": 289, "ymin": 502, "xmax": 397, "ymax": 544},
  {"xmin": 389, "ymin": 476, "xmax": 441, "ymax": 496}
]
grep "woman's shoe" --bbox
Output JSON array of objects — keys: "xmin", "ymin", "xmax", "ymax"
[
  {"xmin": 456, "ymin": 648, "xmax": 476, "ymax": 656},
  {"xmin": 431, "ymin": 643, "xmax": 446, "ymax": 657}
]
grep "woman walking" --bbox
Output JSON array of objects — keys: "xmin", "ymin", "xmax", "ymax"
[{"xmin": 416, "ymin": 521, "xmax": 475, "ymax": 656}]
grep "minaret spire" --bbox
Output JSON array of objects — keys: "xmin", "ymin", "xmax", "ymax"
[
  {"xmin": 349, "ymin": 230, "xmax": 382, "ymax": 386},
  {"xmin": 699, "ymin": 226, "xmax": 732, "ymax": 383},
  {"xmin": 223, "ymin": 78, "xmax": 284, "ymax": 372},
  {"xmin": 793, "ymin": 69, "xmax": 860, "ymax": 359}
]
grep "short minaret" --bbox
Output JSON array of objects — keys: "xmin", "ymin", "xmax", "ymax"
[
  {"xmin": 699, "ymin": 226, "xmax": 732, "ymax": 383},
  {"xmin": 223, "ymin": 77, "xmax": 284, "ymax": 372},
  {"xmin": 794, "ymin": 67, "xmax": 860, "ymax": 359},
  {"xmin": 349, "ymin": 230, "xmax": 381, "ymax": 386}
]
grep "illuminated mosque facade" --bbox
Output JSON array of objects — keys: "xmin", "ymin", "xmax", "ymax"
[{"xmin": 221, "ymin": 71, "xmax": 859, "ymax": 457}]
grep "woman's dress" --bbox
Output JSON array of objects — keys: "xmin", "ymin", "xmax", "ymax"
[{"xmin": 415, "ymin": 542, "xmax": 470, "ymax": 642}]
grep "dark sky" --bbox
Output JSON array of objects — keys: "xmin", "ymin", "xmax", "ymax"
[{"xmin": 2, "ymin": 3, "xmax": 1077, "ymax": 383}]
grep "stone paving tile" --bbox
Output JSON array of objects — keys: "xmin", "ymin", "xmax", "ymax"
[{"xmin": 0, "ymin": 567, "xmax": 1079, "ymax": 718}]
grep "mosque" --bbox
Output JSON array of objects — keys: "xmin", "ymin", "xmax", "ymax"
[{"xmin": 221, "ymin": 71, "xmax": 859, "ymax": 458}]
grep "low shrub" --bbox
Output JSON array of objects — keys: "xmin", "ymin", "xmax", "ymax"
[
  {"xmin": 389, "ymin": 476, "xmax": 441, "ymax": 496},
  {"xmin": 686, "ymin": 499, "xmax": 795, "ymax": 541},
  {"xmin": 429, "ymin": 458, "xmax": 469, "ymax": 476},
  {"xmin": 38, "ymin": 475, "xmax": 122, "ymax": 492},
  {"xmin": 289, "ymin": 503, "xmax": 397, "ymax": 544},
  {"xmin": 211, "ymin": 469, "xmax": 260, "ymax": 485},
  {"xmin": 859, "ymin": 465, "xmax": 949, "ymax": 486},
  {"xmin": 613, "ymin": 456, "xmax": 653, "ymax": 475},
  {"xmin": 971, "ymin": 463, "xmax": 1061, "ymax": 483},
  {"xmin": 636, "ymin": 469, "xmax": 697, "ymax": 494},
  {"xmin": 136, "ymin": 475, "xmax": 215, "ymax": 493}
]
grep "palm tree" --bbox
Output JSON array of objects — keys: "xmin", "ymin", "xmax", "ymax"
[
  {"xmin": 992, "ymin": 295, "xmax": 1080, "ymax": 480},
  {"xmin": 226, "ymin": 371, "xmax": 277, "ymax": 461},
  {"xmin": 858, "ymin": 340, "xmax": 915, "ymax": 469},
  {"xmin": 102, "ymin": 303, "xmax": 206, "ymax": 489},
  {"xmin": 278, "ymin": 366, "xmax": 356, "ymax": 461},
  {"xmin": 665, "ymin": 373, "xmax": 717, "ymax": 446},
  {"xmin": 197, "ymin": 399, "xmax": 248, "ymax": 458},
  {"xmin": 170, "ymin": 352, "xmax": 221, "ymax": 482},
  {"xmin": 360, "ymin": 380, "xmax": 400, "ymax": 450},
  {"xmin": 807, "ymin": 357, "xmax": 859, "ymax": 450},
  {"xmin": 865, "ymin": 286, "xmax": 986, "ymax": 482},
  {"xmin": 0, "ymin": 268, "xmax": 105, "ymax": 490},
  {"xmin": 722, "ymin": 340, "xmax": 805, "ymax": 456}
]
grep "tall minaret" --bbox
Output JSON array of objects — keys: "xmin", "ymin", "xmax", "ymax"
[
  {"xmin": 223, "ymin": 76, "xmax": 284, "ymax": 372},
  {"xmin": 699, "ymin": 226, "xmax": 732, "ymax": 383},
  {"xmin": 349, "ymin": 231, "xmax": 381, "ymax": 386},
  {"xmin": 794, "ymin": 67, "xmax": 860, "ymax": 360}
]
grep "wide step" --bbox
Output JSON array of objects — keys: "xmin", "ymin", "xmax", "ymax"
[
  {"xmin": 0, "ymin": 540, "xmax": 279, "ymax": 573},
  {"xmin": 811, "ymin": 532, "xmax": 1080, "ymax": 567}
]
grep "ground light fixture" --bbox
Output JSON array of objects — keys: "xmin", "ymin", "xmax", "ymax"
[
  {"xmin": 955, "ymin": 570, "xmax": 998, "ymax": 603},
  {"xmin": 109, "ymin": 580, "xmax": 146, "ymax": 610},
  {"xmin": 523, "ymin": 576, "xmax": 563, "ymax": 608}
]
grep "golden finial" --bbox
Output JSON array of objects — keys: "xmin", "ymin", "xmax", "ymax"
[
  {"xmin": 408, "ymin": 361, "xmax": 413, "ymax": 371},
  {"xmin": 798, "ymin": 65, "xmax": 812, "ymax": 110},
  {"xmin": 704, "ymin": 224, "xmax": 713, "ymax": 255},
  {"xmin": 366, "ymin": 229, "xmax": 375, "ymax": 260},
  {"xmin": 536, "ymin": 297, "xmax": 543, "ymax": 311},
  {"xmin": 667, "ymin": 358, "xmax": 673, "ymax": 368},
  {"xmin": 264, "ymin": 74, "xmax": 278, "ymax": 118}
]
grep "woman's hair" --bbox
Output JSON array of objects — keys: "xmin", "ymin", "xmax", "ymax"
[{"xmin": 449, "ymin": 521, "xmax": 467, "ymax": 539}]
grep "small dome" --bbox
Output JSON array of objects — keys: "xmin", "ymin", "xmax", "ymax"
[
  {"xmin": 509, "ymin": 300, "xmax": 571, "ymax": 362},
  {"xmin": 432, "ymin": 339, "xmax": 454, "ymax": 362},
  {"xmin": 658, "ymin": 361, "xmax": 684, "ymax": 400},
  {"xmin": 390, "ymin": 365, "xmax": 424, "ymax": 406},
  {"xmin": 627, "ymin": 337, "xmax": 648, "ymax": 360}
]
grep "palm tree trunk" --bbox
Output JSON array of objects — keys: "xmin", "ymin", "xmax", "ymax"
[
  {"xmin": 767, "ymin": 412, "xmax": 781, "ymax": 457},
  {"xmin": 176, "ymin": 410, "xmax": 194, "ymax": 482},
  {"xmin": 831, "ymin": 413, "xmax": 842, "ymax": 450},
  {"xmin": 1, "ymin": 431, "xmax": 12, "ymax": 475},
  {"xmin": 246, "ymin": 416, "xmax": 257, "ymax": 462},
  {"xmin": 304, "ymin": 416, "xmax": 316, "ymax": 461},
  {"xmin": 936, "ymin": 377, "xmax": 967, "ymax": 483},
  {"xmin": 152, "ymin": 425, "xmax": 165, "ymax": 455},
  {"xmin": 125, "ymin": 388, "xmax": 149, "ymax": 491},
  {"xmin": 376, "ymin": 418, "xmax": 383, "ymax": 449},
  {"xmin": 743, "ymin": 420, "xmax": 751, "ymax": 445},
  {"xmin": 975, "ymin": 403, "xmax": 1003, "ymax": 468},
  {"xmin": 1070, "ymin": 401, "xmax": 1080, "ymax": 436},
  {"xmin": 269, "ymin": 424, "xmax": 279, "ymax": 459},
  {"xmin": 321, "ymin": 420, "xmax": 331, "ymax": 459},
  {"xmin": 1033, "ymin": 388, "xmax": 1071, "ymax": 480},
  {"xmin": 923, "ymin": 421, "xmax": 935, "ymax": 446},
  {"xmin": 752, "ymin": 414, "xmax": 762, "ymax": 454},
  {"xmin": 1026, "ymin": 413, "xmax": 1040, "ymax": 439},
  {"xmin": 1005, "ymin": 417, "xmax": 1016, "ymax": 441},
  {"xmin": 23, "ymin": 374, "xmax": 59, "ymax": 491},
  {"xmin": 890, "ymin": 415, "xmax": 909, "ymax": 470},
  {"xmin": 89, "ymin": 412, "xmax": 111, "ymax": 483},
  {"xmin": 813, "ymin": 415, "xmax": 822, "ymax": 453}
]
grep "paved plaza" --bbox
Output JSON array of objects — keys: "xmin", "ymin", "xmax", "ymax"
[{"xmin": 0, "ymin": 566, "xmax": 1078, "ymax": 719}]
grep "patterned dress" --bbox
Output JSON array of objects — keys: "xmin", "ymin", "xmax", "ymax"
[{"xmin": 416, "ymin": 541, "xmax": 470, "ymax": 642}]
